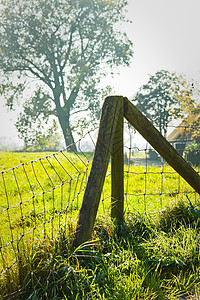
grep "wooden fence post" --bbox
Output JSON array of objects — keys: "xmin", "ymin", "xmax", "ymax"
[
  {"xmin": 73, "ymin": 96, "xmax": 124, "ymax": 247},
  {"xmin": 111, "ymin": 99, "xmax": 124, "ymax": 223},
  {"xmin": 73, "ymin": 96, "xmax": 200, "ymax": 248},
  {"xmin": 123, "ymin": 97, "xmax": 200, "ymax": 195}
]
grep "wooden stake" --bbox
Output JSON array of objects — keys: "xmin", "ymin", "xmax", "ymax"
[
  {"xmin": 73, "ymin": 96, "xmax": 124, "ymax": 247},
  {"xmin": 111, "ymin": 99, "xmax": 124, "ymax": 223}
]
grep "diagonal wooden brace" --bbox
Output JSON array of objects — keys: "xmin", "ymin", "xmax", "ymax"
[{"xmin": 123, "ymin": 97, "xmax": 200, "ymax": 195}]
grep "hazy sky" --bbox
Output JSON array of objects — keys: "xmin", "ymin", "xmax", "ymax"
[
  {"xmin": 111, "ymin": 0, "xmax": 200, "ymax": 96},
  {"xmin": 1, "ymin": 0, "xmax": 200, "ymax": 140}
]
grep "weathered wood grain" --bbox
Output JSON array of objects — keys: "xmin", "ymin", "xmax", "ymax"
[
  {"xmin": 73, "ymin": 96, "xmax": 124, "ymax": 247},
  {"xmin": 111, "ymin": 99, "xmax": 124, "ymax": 223}
]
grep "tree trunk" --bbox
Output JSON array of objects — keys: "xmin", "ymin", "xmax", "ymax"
[{"xmin": 57, "ymin": 106, "xmax": 77, "ymax": 152}]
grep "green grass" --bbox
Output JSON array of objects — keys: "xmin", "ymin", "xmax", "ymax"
[
  {"xmin": 0, "ymin": 151, "xmax": 200, "ymax": 299},
  {"xmin": 2, "ymin": 210, "xmax": 200, "ymax": 299}
]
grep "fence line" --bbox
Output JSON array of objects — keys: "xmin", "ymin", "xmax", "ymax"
[
  {"xmin": 0, "ymin": 130, "xmax": 98, "ymax": 279},
  {"xmin": 1, "ymin": 103, "xmax": 200, "ymax": 289}
]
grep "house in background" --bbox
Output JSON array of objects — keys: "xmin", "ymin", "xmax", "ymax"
[
  {"xmin": 167, "ymin": 107, "xmax": 200, "ymax": 155},
  {"xmin": 167, "ymin": 125, "xmax": 191, "ymax": 155}
]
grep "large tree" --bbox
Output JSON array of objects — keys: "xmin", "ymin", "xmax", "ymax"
[
  {"xmin": 0, "ymin": 0, "xmax": 133, "ymax": 150},
  {"xmin": 132, "ymin": 70, "xmax": 197, "ymax": 137}
]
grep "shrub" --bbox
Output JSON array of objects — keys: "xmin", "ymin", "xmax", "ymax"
[{"xmin": 184, "ymin": 142, "xmax": 200, "ymax": 166}]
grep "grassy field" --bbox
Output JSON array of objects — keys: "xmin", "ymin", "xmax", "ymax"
[{"xmin": 0, "ymin": 151, "xmax": 200, "ymax": 299}]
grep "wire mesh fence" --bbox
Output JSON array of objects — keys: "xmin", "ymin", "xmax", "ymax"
[
  {"xmin": 124, "ymin": 122, "xmax": 200, "ymax": 215},
  {"xmin": 0, "ymin": 125, "xmax": 200, "ymax": 285},
  {"xmin": 124, "ymin": 145, "xmax": 199, "ymax": 216},
  {"xmin": 0, "ymin": 130, "xmax": 98, "ymax": 279}
]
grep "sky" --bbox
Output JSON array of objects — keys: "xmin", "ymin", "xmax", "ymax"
[
  {"xmin": 1, "ymin": 0, "xmax": 200, "ymax": 143},
  {"xmin": 111, "ymin": 0, "xmax": 200, "ymax": 96}
]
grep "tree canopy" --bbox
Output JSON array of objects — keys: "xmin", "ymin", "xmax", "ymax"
[
  {"xmin": 132, "ymin": 70, "xmax": 198, "ymax": 137},
  {"xmin": 0, "ymin": 0, "xmax": 133, "ymax": 150}
]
